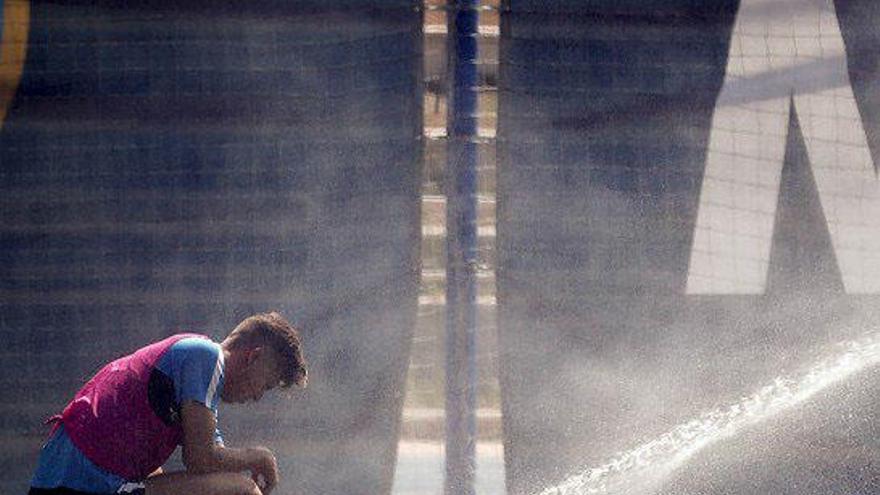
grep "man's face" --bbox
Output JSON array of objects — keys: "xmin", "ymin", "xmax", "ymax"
[{"xmin": 222, "ymin": 346, "xmax": 284, "ymax": 404}]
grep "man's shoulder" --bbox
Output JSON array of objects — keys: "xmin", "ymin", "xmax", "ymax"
[
  {"xmin": 158, "ymin": 335, "xmax": 223, "ymax": 373},
  {"xmin": 168, "ymin": 335, "xmax": 219, "ymax": 352},
  {"xmin": 155, "ymin": 335, "xmax": 224, "ymax": 411}
]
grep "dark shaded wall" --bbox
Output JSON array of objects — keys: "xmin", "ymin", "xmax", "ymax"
[
  {"xmin": 497, "ymin": 1, "xmax": 880, "ymax": 493},
  {"xmin": 0, "ymin": 2, "xmax": 422, "ymax": 494}
]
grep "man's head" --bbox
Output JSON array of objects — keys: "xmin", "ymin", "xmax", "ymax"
[{"xmin": 220, "ymin": 311, "xmax": 308, "ymax": 404}]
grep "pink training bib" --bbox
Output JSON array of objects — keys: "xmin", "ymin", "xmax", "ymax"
[{"xmin": 59, "ymin": 333, "xmax": 209, "ymax": 481}]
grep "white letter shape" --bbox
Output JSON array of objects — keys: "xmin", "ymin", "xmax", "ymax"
[{"xmin": 687, "ymin": 0, "xmax": 880, "ymax": 294}]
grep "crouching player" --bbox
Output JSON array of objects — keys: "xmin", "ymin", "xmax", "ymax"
[{"xmin": 28, "ymin": 311, "xmax": 308, "ymax": 495}]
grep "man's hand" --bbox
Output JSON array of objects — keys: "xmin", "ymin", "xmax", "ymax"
[
  {"xmin": 181, "ymin": 401, "xmax": 279, "ymax": 494},
  {"xmin": 247, "ymin": 446, "xmax": 279, "ymax": 494}
]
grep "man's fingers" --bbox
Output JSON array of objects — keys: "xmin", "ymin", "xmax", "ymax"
[
  {"xmin": 265, "ymin": 453, "xmax": 279, "ymax": 485},
  {"xmin": 253, "ymin": 459, "xmax": 278, "ymax": 492},
  {"xmin": 263, "ymin": 469, "xmax": 278, "ymax": 493},
  {"xmin": 262, "ymin": 471, "xmax": 277, "ymax": 495},
  {"xmin": 247, "ymin": 447, "xmax": 279, "ymax": 494}
]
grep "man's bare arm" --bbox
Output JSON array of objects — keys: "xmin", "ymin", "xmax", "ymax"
[{"xmin": 180, "ymin": 401, "xmax": 279, "ymax": 493}]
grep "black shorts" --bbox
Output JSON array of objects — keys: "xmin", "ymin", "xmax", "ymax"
[{"xmin": 29, "ymin": 483, "xmax": 145, "ymax": 495}]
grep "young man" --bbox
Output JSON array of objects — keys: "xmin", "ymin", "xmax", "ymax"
[{"xmin": 28, "ymin": 311, "xmax": 308, "ymax": 495}]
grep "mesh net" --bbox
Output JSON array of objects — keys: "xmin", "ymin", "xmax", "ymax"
[{"xmin": 498, "ymin": 1, "xmax": 880, "ymax": 493}]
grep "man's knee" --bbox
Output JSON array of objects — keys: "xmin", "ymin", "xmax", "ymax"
[
  {"xmin": 223, "ymin": 473, "xmax": 261, "ymax": 495},
  {"xmin": 145, "ymin": 471, "xmax": 260, "ymax": 495},
  {"xmin": 235, "ymin": 474, "xmax": 263, "ymax": 495}
]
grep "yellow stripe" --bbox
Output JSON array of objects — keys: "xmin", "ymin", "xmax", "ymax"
[{"xmin": 0, "ymin": 0, "xmax": 29, "ymax": 128}]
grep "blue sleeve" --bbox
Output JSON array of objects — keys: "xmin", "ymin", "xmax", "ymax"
[{"xmin": 164, "ymin": 338, "xmax": 225, "ymax": 412}]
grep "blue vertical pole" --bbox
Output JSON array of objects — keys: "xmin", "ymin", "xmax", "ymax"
[{"xmin": 445, "ymin": 0, "xmax": 478, "ymax": 495}]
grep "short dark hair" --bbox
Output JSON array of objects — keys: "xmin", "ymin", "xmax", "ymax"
[{"xmin": 225, "ymin": 311, "xmax": 308, "ymax": 388}]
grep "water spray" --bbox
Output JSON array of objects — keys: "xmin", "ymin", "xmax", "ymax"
[{"xmin": 539, "ymin": 330, "xmax": 880, "ymax": 495}]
